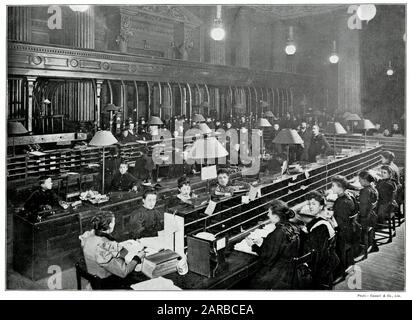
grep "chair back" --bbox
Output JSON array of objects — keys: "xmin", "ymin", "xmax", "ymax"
[
  {"xmin": 291, "ymin": 249, "xmax": 315, "ymax": 289},
  {"xmin": 75, "ymin": 261, "xmax": 102, "ymax": 290}
]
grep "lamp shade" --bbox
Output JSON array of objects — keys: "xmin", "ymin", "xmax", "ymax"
[
  {"xmin": 89, "ymin": 130, "xmax": 118, "ymax": 146},
  {"xmin": 345, "ymin": 113, "xmax": 362, "ymax": 121},
  {"xmin": 260, "ymin": 100, "xmax": 269, "ymax": 108},
  {"xmin": 200, "ymin": 101, "xmax": 210, "ymax": 108},
  {"xmin": 187, "ymin": 137, "xmax": 228, "ymax": 160},
  {"xmin": 198, "ymin": 123, "xmax": 212, "ymax": 134},
  {"xmin": 356, "ymin": 119, "xmax": 375, "ymax": 130},
  {"xmin": 8, "ymin": 121, "xmax": 28, "ymax": 135},
  {"xmin": 105, "ymin": 103, "xmax": 120, "ymax": 112},
  {"xmin": 342, "ymin": 112, "xmax": 352, "ymax": 119},
  {"xmin": 148, "ymin": 116, "xmax": 164, "ymax": 126},
  {"xmin": 193, "ymin": 114, "xmax": 206, "ymax": 122},
  {"xmin": 264, "ymin": 111, "xmax": 275, "ymax": 118},
  {"xmin": 325, "ymin": 122, "xmax": 347, "ymax": 135},
  {"xmin": 273, "ymin": 129, "xmax": 304, "ymax": 145},
  {"xmin": 257, "ymin": 118, "xmax": 272, "ymax": 127}
]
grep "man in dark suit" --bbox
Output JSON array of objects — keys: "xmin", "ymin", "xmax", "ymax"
[
  {"xmin": 298, "ymin": 121, "xmax": 312, "ymax": 162},
  {"xmin": 308, "ymin": 125, "xmax": 331, "ymax": 162}
]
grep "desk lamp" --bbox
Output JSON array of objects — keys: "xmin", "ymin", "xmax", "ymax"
[
  {"xmin": 89, "ymin": 130, "xmax": 118, "ymax": 194},
  {"xmin": 105, "ymin": 103, "xmax": 120, "ymax": 133},
  {"xmin": 345, "ymin": 113, "xmax": 362, "ymax": 132},
  {"xmin": 325, "ymin": 122, "xmax": 347, "ymax": 158},
  {"xmin": 148, "ymin": 116, "xmax": 164, "ymax": 126},
  {"xmin": 272, "ymin": 128, "xmax": 304, "ymax": 174},
  {"xmin": 356, "ymin": 119, "xmax": 375, "ymax": 147},
  {"xmin": 198, "ymin": 123, "xmax": 212, "ymax": 134},
  {"xmin": 257, "ymin": 117, "xmax": 272, "ymax": 156},
  {"xmin": 8, "ymin": 121, "xmax": 28, "ymax": 156},
  {"xmin": 264, "ymin": 110, "xmax": 275, "ymax": 119},
  {"xmin": 187, "ymin": 136, "xmax": 228, "ymax": 192},
  {"xmin": 193, "ymin": 114, "xmax": 206, "ymax": 123}
]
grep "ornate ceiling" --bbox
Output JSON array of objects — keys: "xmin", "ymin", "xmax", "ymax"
[{"xmin": 250, "ymin": 5, "xmax": 346, "ymax": 20}]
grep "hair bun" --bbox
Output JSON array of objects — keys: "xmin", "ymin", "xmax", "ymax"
[{"xmin": 286, "ymin": 209, "xmax": 295, "ymax": 220}]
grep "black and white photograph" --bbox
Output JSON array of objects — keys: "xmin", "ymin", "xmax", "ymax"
[{"xmin": 3, "ymin": 1, "xmax": 407, "ymax": 294}]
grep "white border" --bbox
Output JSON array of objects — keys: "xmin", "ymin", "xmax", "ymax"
[{"xmin": 0, "ymin": 0, "xmax": 410, "ymax": 300}]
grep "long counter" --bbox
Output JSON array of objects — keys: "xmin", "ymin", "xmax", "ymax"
[{"xmin": 12, "ymin": 146, "xmax": 382, "ymax": 284}]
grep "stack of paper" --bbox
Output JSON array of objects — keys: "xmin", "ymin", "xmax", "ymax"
[
  {"xmin": 234, "ymin": 239, "xmax": 258, "ymax": 256},
  {"xmin": 130, "ymin": 277, "xmax": 181, "ymax": 290}
]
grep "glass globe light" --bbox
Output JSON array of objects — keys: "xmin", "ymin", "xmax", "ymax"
[
  {"xmin": 329, "ymin": 54, "xmax": 339, "ymax": 64},
  {"xmin": 357, "ymin": 4, "xmax": 377, "ymax": 22},
  {"xmin": 285, "ymin": 44, "xmax": 296, "ymax": 55},
  {"xmin": 69, "ymin": 5, "xmax": 90, "ymax": 12},
  {"xmin": 210, "ymin": 26, "xmax": 226, "ymax": 41},
  {"xmin": 387, "ymin": 69, "xmax": 394, "ymax": 76}
]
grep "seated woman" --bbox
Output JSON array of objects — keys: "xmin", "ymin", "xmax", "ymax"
[
  {"xmin": 294, "ymin": 191, "xmax": 339, "ymax": 289},
  {"xmin": 24, "ymin": 176, "xmax": 69, "ymax": 215},
  {"xmin": 168, "ymin": 176, "xmax": 198, "ymax": 207},
  {"xmin": 110, "ymin": 163, "xmax": 139, "ymax": 192},
  {"xmin": 129, "ymin": 189, "xmax": 163, "ymax": 239},
  {"xmin": 358, "ymin": 171, "xmax": 379, "ymax": 252},
  {"xmin": 245, "ymin": 200, "xmax": 300, "ymax": 289},
  {"xmin": 376, "ymin": 165, "xmax": 398, "ymax": 223},
  {"xmin": 214, "ymin": 168, "xmax": 235, "ymax": 197},
  {"xmin": 79, "ymin": 211, "xmax": 146, "ymax": 289}
]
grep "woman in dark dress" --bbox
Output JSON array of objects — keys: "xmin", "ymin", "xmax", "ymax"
[
  {"xmin": 376, "ymin": 165, "xmax": 398, "ymax": 223},
  {"xmin": 299, "ymin": 191, "xmax": 339, "ymax": 289},
  {"xmin": 245, "ymin": 200, "xmax": 300, "ymax": 289},
  {"xmin": 358, "ymin": 171, "xmax": 379, "ymax": 252}
]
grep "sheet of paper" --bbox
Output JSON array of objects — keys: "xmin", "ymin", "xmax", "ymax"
[
  {"xmin": 304, "ymin": 170, "xmax": 310, "ymax": 179},
  {"xmin": 241, "ymin": 196, "xmax": 250, "ymax": 204},
  {"xmin": 131, "ymin": 277, "xmax": 182, "ymax": 290},
  {"xmin": 292, "ymin": 175, "xmax": 298, "ymax": 181},
  {"xmin": 29, "ymin": 151, "xmax": 46, "ymax": 156},
  {"xmin": 204, "ymin": 200, "xmax": 217, "ymax": 216},
  {"xmin": 201, "ymin": 165, "xmax": 217, "ymax": 181}
]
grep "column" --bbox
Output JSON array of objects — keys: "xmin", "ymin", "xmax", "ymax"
[
  {"xmin": 8, "ymin": 6, "xmax": 32, "ymax": 42},
  {"xmin": 26, "ymin": 77, "xmax": 37, "ymax": 132},
  {"xmin": 271, "ymin": 20, "xmax": 286, "ymax": 72},
  {"xmin": 95, "ymin": 80, "xmax": 103, "ymax": 128},
  {"xmin": 337, "ymin": 15, "xmax": 361, "ymax": 114},
  {"xmin": 72, "ymin": 7, "xmax": 95, "ymax": 49},
  {"xmin": 71, "ymin": 7, "xmax": 96, "ymax": 122},
  {"xmin": 235, "ymin": 7, "xmax": 250, "ymax": 68}
]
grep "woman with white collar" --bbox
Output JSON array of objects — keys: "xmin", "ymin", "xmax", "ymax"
[{"xmin": 295, "ymin": 191, "xmax": 339, "ymax": 289}]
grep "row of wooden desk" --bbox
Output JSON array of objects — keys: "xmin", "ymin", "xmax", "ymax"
[{"xmin": 12, "ymin": 146, "xmax": 383, "ymax": 288}]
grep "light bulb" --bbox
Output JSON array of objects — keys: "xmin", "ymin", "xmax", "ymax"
[
  {"xmin": 210, "ymin": 27, "xmax": 226, "ymax": 41},
  {"xmin": 285, "ymin": 44, "xmax": 296, "ymax": 55},
  {"xmin": 69, "ymin": 5, "xmax": 90, "ymax": 12},
  {"xmin": 387, "ymin": 69, "xmax": 394, "ymax": 76},
  {"xmin": 329, "ymin": 54, "xmax": 339, "ymax": 64},
  {"xmin": 357, "ymin": 4, "xmax": 377, "ymax": 22}
]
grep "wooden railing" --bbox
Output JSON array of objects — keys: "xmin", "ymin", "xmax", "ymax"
[{"xmin": 325, "ymin": 133, "xmax": 405, "ymax": 167}]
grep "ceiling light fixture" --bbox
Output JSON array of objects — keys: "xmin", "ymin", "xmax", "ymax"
[
  {"xmin": 210, "ymin": 5, "xmax": 225, "ymax": 41},
  {"xmin": 285, "ymin": 26, "xmax": 296, "ymax": 55},
  {"xmin": 329, "ymin": 41, "xmax": 339, "ymax": 64}
]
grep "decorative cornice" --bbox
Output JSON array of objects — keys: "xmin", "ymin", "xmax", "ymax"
[{"xmin": 8, "ymin": 41, "xmax": 315, "ymax": 88}]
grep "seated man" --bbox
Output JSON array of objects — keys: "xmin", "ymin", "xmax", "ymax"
[
  {"xmin": 110, "ymin": 163, "xmax": 139, "ymax": 192},
  {"xmin": 119, "ymin": 126, "xmax": 137, "ymax": 144},
  {"xmin": 24, "ymin": 176, "xmax": 69, "ymax": 214},
  {"xmin": 129, "ymin": 189, "xmax": 163, "ymax": 239}
]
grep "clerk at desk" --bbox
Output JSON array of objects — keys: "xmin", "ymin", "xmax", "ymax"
[
  {"xmin": 24, "ymin": 176, "xmax": 68, "ymax": 213},
  {"xmin": 129, "ymin": 189, "xmax": 163, "ymax": 239},
  {"xmin": 110, "ymin": 163, "xmax": 140, "ymax": 192}
]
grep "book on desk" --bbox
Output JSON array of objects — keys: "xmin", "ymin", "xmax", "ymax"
[{"xmin": 141, "ymin": 249, "xmax": 181, "ymax": 278}]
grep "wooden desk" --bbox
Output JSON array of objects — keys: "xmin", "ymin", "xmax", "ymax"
[{"xmin": 12, "ymin": 146, "xmax": 382, "ymax": 282}]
